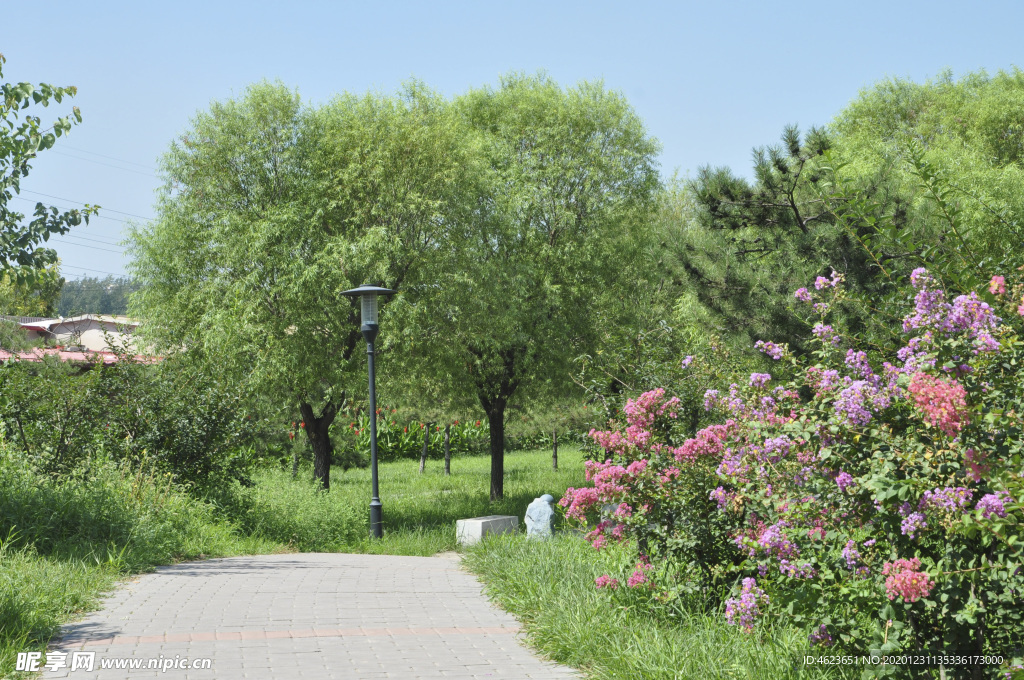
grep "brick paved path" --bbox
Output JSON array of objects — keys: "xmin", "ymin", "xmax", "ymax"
[{"xmin": 45, "ymin": 553, "xmax": 577, "ymax": 679}]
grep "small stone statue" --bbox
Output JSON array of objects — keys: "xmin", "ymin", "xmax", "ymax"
[{"xmin": 524, "ymin": 494, "xmax": 556, "ymax": 539}]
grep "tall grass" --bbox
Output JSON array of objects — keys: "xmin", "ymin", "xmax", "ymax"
[{"xmin": 464, "ymin": 533, "xmax": 856, "ymax": 680}]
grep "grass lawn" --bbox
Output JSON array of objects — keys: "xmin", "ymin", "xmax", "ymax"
[
  {"xmin": 277, "ymin": 444, "xmax": 586, "ymax": 555},
  {"xmin": 464, "ymin": 533, "xmax": 855, "ymax": 680}
]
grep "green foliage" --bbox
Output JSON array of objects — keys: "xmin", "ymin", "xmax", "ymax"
[
  {"xmin": 222, "ymin": 469, "xmax": 362, "ymax": 551},
  {"xmin": 0, "ymin": 54, "xmax": 97, "ymax": 284},
  {"xmin": 129, "ymin": 80, "xmax": 479, "ymax": 488},
  {"xmin": 831, "ymin": 67, "xmax": 1024, "ymax": 275},
  {"xmin": 390, "ymin": 73, "xmax": 661, "ymax": 498},
  {"xmin": 0, "ymin": 265, "xmax": 63, "ymax": 316},
  {"xmin": 57, "ymin": 276, "xmax": 137, "ymax": 316},
  {"xmin": 665, "ymin": 128, "xmax": 889, "ymax": 353},
  {"xmin": 0, "ymin": 354, "xmax": 256, "ymax": 494},
  {"xmin": 0, "ymin": 319, "xmax": 36, "ymax": 351}
]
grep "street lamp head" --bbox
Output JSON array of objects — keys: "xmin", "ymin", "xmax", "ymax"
[
  {"xmin": 341, "ymin": 284, "xmax": 397, "ymax": 343},
  {"xmin": 341, "ymin": 283, "xmax": 397, "ymax": 326}
]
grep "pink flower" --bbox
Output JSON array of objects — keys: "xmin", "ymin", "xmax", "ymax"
[
  {"xmin": 908, "ymin": 372, "xmax": 969, "ymax": 437},
  {"xmin": 989, "ymin": 275, "xmax": 1006, "ymax": 296},
  {"xmin": 594, "ymin": 575, "xmax": 619, "ymax": 590},
  {"xmin": 627, "ymin": 562, "xmax": 652, "ymax": 588},
  {"xmin": 882, "ymin": 557, "xmax": 934, "ymax": 602}
]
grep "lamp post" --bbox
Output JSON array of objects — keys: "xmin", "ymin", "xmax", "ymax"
[{"xmin": 341, "ymin": 283, "xmax": 396, "ymax": 539}]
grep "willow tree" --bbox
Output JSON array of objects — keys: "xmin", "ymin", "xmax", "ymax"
[
  {"xmin": 390, "ymin": 74, "xmax": 660, "ymax": 500},
  {"xmin": 129, "ymin": 81, "xmax": 478, "ymax": 489}
]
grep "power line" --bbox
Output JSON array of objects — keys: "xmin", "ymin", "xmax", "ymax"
[
  {"xmin": 19, "ymin": 190, "xmax": 154, "ymax": 221},
  {"xmin": 60, "ymin": 264, "xmax": 125, "ymax": 277},
  {"xmin": 52, "ymin": 144, "xmax": 156, "ymax": 170},
  {"xmin": 61, "ymin": 233, "xmax": 125, "ymax": 248},
  {"xmin": 50, "ymin": 240, "xmax": 124, "ymax": 254},
  {"xmin": 11, "ymin": 196, "xmax": 141, "ymax": 227},
  {"xmin": 49, "ymin": 150, "xmax": 160, "ymax": 179}
]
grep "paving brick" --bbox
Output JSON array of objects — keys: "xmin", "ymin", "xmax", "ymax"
[{"xmin": 42, "ymin": 553, "xmax": 577, "ymax": 680}]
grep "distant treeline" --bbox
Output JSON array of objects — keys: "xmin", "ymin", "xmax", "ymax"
[{"xmin": 58, "ymin": 276, "xmax": 138, "ymax": 317}]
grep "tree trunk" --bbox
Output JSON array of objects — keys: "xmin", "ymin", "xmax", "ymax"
[
  {"xmin": 444, "ymin": 423, "xmax": 451, "ymax": 476},
  {"xmin": 299, "ymin": 400, "xmax": 338, "ymax": 491},
  {"xmin": 552, "ymin": 429, "xmax": 558, "ymax": 471},
  {"xmin": 487, "ymin": 407, "xmax": 506, "ymax": 501},
  {"xmin": 420, "ymin": 423, "xmax": 430, "ymax": 474}
]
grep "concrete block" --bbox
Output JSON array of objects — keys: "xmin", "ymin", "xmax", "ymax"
[{"xmin": 456, "ymin": 515, "xmax": 519, "ymax": 546}]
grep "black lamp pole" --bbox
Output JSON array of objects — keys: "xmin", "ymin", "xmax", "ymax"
[{"xmin": 341, "ymin": 283, "xmax": 396, "ymax": 539}]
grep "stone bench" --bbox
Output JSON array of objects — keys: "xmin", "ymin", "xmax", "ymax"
[{"xmin": 455, "ymin": 515, "xmax": 519, "ymax": 546}]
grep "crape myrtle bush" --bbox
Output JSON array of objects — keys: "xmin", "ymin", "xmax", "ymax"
[
  {"xmin": 0, "ymin": 352, "xmax": 254, "ymax": 495},
  {"xmin": 561, "ymin": 270, "xmax": 1024, "ymax": 678}
]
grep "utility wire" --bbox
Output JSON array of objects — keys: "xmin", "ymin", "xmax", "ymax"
[
  {"xmin": 51, "ymin": 144, "xmax": 156, "ymax": 170},
  {"xmin": 61, "ymin": 233, "xmax": 125, "ymax": 248},
  {"xmin": 12, "ymin": 196, "xmax": 141, "ymax": 227},
  {"xmin": 49, "ymin": 150, "xmax": 160, "ymax": 178},
  {"xmin": 19, "ymin": 190, "xmax": 154, "ymax": 221},
  {"xmin": 60, "ymin": 264, "xmax": 125, "ymax": 277},
  {"xmin": 49, "ymin": 240, "xmax": 124, "ymax": 254}
]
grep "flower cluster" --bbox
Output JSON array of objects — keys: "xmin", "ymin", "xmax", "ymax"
[
  {"xmin": 724, "ymin": 578, "xmax": 769, "ymax": 631},
  {"xmin": 755, "ymin": 340, "xmax": 786, "ymax": 360},
  {"xmin": 882, "ymin": 558, "xmax": 935, "ymax": 602},
  {"xmin": 908, "ymin": 372, "xmax": 969, "ymax": 437},
  {"xmin": 977, "ymin": 491, "xmax": 1012, "ymax": 519}
]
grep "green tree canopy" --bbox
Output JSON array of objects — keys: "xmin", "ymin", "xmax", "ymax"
[
  {"xmin": 0, "ymin": 54, "xmax": 95, "ymax": 285},
  {"xmin": 389, "ymin": 74, "xmax": 661, "ymax": 499},
  {"xmin": 129, "ymin": 81, "xmax": 479, "ymax": 490}
]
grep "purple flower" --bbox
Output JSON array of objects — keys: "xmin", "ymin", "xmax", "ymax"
[
  {"xmin": 835, "ymin": 471, "xmax": 854, "ymax": 492},
  {"xmin": 749, "ymin": 373, "xmax": 772, "ymax": 388},
  {"xmin": 763, "ymin": 435, "xmax": 792, "ymax": 459},
  {"xmin": 901, "ymin": 512, "xmax": 928, "ymax": 539},
  {"xmin": 814, "ymin": 276, "xmax": 830, "ymax": 290},
  {"xmin": 710, "ymin": 486, "xmax": 734, "ymax": 510},
  {"xmin": 779, "ymin": 559, "xmax": 817, "ymax": 579},
  {"xmin": 920, "ymin": 487, "xmax": 973, "ymax": 512},
  {"xmin": 812, "ymin": 323, "xmax": 841, "ymax": 347},
  {"xmin": 703, "ymin": 389, "xmax": 720, "ymax": 411},
  {"xmin": 841, "ymin": 540, "xmax": 861, "ymax": 569},
  {"xmin": 910, "ymin": 267, "xmax": 935, "ymax": 289},
  {"xmin": 724, "ymin": 578, "xmax": 769, "ymax": 631},
  {"xmin": 755, "ymin": 340, "xmax": 785, "ymax": 360},
  {"xmin": 794, "ymin": 287, "xmax": 813, "ymax": 303},
  {"xmin": 834, "ymin": 380, "xmax": 875, "ymax": 427},
  {"xmin": 946, "ymin": 292, "xmax": 999, "ymax": 337},
  {"xmin": 844, "ymin": 350, "xmax": 874, "ymax": 379},
  {"xmin": 757, "ymin": 522, "xmax": 799, "ymax": 560},
  {"xmin": 681, "ymin": 355, "xmax": 695, "ymax": 369},
  {"xmin": 809, "ymin": 624, "xmax": 833, "ymax": 647},
  {"xmin": 977, "ymin": 492, "xmax": 1012, "ymax": 519}
]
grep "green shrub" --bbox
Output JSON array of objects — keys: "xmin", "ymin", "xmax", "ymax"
[
  {"xmin": 223, "ymin": 469, "xmax": 362, "ymax": 551},
  {"xmin": 0, "ymin": 354, "xmax": 255, "ymax": 496}
]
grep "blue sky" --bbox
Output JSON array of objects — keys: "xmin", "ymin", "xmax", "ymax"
[{"xmin": 2, "ymin": 0, "xmax": 1021, "ymax": 281}]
